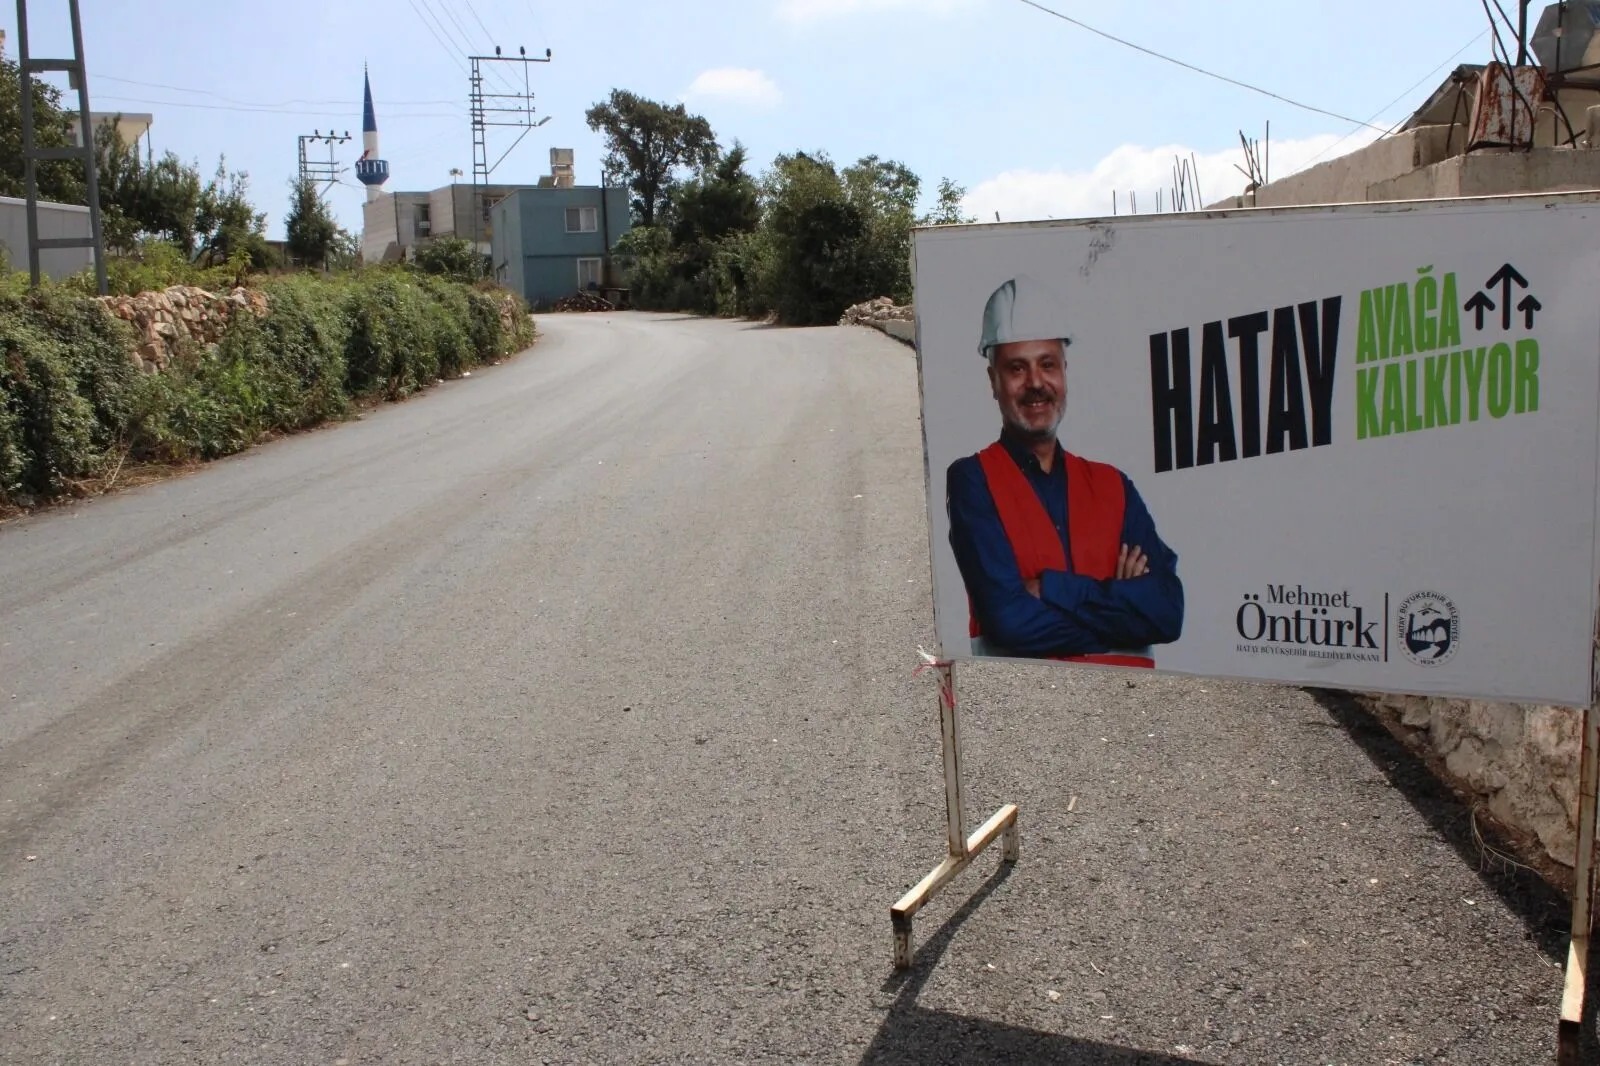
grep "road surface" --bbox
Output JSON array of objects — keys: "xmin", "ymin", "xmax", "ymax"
[{"xmin": 0, "ymin": 312, "xmax": 1589, "ymax": 1064}]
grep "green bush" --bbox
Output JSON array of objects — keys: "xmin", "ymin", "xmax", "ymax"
[
  {"xmin": 0, "ymin": 269, "xmax": 532, "ymax": 505},
  {"xmin": 0, "ymin": 289, "xmax": 137, "ymax": 503},
  {"xmin": 413, "ymin": 237, "xmax": 486, "ymax": 283},
  {"xmin": 464, "ymin": 287, "xmax": 508, "ymax": 360},
  {"xmin": 125, "ymin": 359, "xmax": 252, "ymax": 463},
  {"xmin": 56, "ymin": 240, "xmax": 253, "ymax": 299},
  {"xmin": 0, "ymin": 305, "xmax": 107, "ymax": 499},
  {"xmin": 344, "ymin": 272, "xmax": 441, "ymax": 398},
  {"xmin": 26, "ymin": 287, "xmax": 140, "ymax": 439},
  {"xmin": 245, "ymin": 276, "xmax": 350, "ymax": 428},
  {"xmin": 414, "ymin": 275, "xmax": 477, "ymax": 379}
]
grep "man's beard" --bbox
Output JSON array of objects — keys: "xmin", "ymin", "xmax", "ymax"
[{"xmin": 1002, "ymin": 390, "xmax": 1064, "ymax": 441}]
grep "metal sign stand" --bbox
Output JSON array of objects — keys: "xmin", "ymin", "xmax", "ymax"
[
  {"xmin": 1558, "ymin": 701, "xmax": 1599, "ymax": 1064},
  {"xmin": 891, "ymin": 659, "xmax": 1019, "ymax": 969},
  {"xmin": 891, "ymin": 664, "xmax": 1599, "ymax": 1060}
]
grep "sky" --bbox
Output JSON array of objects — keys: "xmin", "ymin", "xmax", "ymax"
[{"xmin": 1, "ymin": 0, "xmax": 1502, "ymax": 240}]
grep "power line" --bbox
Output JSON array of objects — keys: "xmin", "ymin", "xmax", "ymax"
[
  {"xmin": 1379, "ymin": 30, "xmax": 1489, "ymax": 135},
  {"xmin": 1480, "ymin": 0, "xmax": 1515, "ymax": 64},
  {"xmin": 425, "ymin": 0, "xmax": 478, "ymax": 52},
  {"xmin": 418, "ymin": 0, "xmax": 518, "ymax": 96},
  {"xmin": 409, "ymin": 0, "xmax": 523, "ymax": 108},
  {"xmin": 1012, "ymin": 0, "xmax": 1389, "ymax": 132},
  {"xmin": 460, "ymin": 0, "xmax": 498, "ymax": 45},
  {"xmin": 1302, "ymin": 28, "xmax": 1488, "ymax": 167},
  {"xmin": 523, "ymin": 0, "xmax": 547, "ymax": 48},
  {"xmin": 403, "ymin": 0, "xmax": 470, "ymax": 74},
  {"xmin": 97, "ymin": 93, "xmax": 460, "ymax": 119},
  {"xmin": 1487, "ymin": 0, "xmax": 1521, "ymax": 42},
  {"xmin": 97, "ymin": 74, "xmax": 461, "ymax": 109},
  {"xmin": 412, "ymin": 0, "xmax": 505, "ymax": 87}
]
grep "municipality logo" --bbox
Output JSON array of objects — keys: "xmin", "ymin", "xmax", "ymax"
[{"xmin": 1397, "ymin": 592, "xmax": 1458, "ymax": 666}]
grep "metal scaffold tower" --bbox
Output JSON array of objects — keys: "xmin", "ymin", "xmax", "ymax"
[
  {"xmin": 467, "ymin": 45, "xmax": 553, "ymax": 248},
  {"xmin": 14, "ymin": 0, "xmax": 107, "ymax": 293}
]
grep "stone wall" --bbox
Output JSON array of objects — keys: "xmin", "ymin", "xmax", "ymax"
[
  {"xmin": 98, "ymin": 285, "xmax": 270, "ymax": 373},
  {"xmin": 1366, "ymin": 695, "xmax": 1582, "ymax": 867}
]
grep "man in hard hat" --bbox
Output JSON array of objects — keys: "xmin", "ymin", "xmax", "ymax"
[{"xmin": 946, "ymin": 275, "xmax": 1184, "ymax": 664}]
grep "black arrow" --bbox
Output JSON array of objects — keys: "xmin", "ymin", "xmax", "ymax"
[
  {"xmin": 1464, "ymin": 290, "xmax": 1495, "ymax": 331},
  {"xmin": 1487, "ymin": 263, "xmax": 1529, "ymax": 330},
  {"xmin": 1518, "ymin": 293, "xmax": 1542, "ymax": 329}
]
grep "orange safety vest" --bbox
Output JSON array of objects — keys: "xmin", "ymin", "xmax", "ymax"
[{"xmin": 968, "ymin": 442, "xmax": 1155, "ymax": 668}]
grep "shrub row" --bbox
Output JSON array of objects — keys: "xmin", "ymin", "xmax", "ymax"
[{"xmin": 0, "ymin": 269, "xmax": 535, "ymax": 507}]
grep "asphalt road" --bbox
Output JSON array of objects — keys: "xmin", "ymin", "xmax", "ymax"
[{"xmin": 0, "ymin": 312, "xmax": 1591, "ymax": 1065}]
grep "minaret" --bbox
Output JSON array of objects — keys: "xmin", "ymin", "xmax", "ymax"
[{"xmin": 355, "ymin": 65, "xmax": 390, "ymax": 202}]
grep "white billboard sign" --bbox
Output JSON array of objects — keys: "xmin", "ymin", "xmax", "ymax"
[{"xmin": 913, "ymin": 196, "xmax": 1600, "ymax": 706}]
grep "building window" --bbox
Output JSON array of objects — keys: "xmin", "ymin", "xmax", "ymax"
[
  {"xmin": 577, "ymin": 257, "xmax": 602, "ymax": 290},
  {"xmin": 565, "ymin": 206, "xmax": 598, "ymax": 233}
]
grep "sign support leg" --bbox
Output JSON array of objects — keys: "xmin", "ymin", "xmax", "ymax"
[
  {"xmin": 891, "ymin": 662, "xmax": 1019, "ymax": 969},
  {"xmin": 1559, "ymin": 701, "xmax": 1599, "ymax": 1064}
]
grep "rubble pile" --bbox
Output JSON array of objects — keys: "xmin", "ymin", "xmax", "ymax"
[
  {"xmin": 838, "ymin": 296, "xmax": 913, "ymax": 327},
  {"xmin": 551, "ymin": 291, "xmax": 615, "ymax": 312},
  {"xmin": 98, "ymin": 285, "xmax": 270, "ymax": 372}
]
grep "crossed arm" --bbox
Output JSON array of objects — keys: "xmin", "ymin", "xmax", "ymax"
[{"xmin": 946, "ymin": 459, "xmax": 1185, "ymax": 658}]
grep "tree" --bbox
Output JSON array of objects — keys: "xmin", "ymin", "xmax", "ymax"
[
  {"xmin": 921, "ymin": 178, "xmax": 975, "ymax": 227},
  {"xmin": 285, "ymin": 178, "xmax": 339, "ymax": 270},
  {"xmin": 413, "ymin": 236, "xmax": 484, "ymax": 282},
  {"xmin": 670, "ymin": 141, "xmax": 760, "ymax": 248},
  {"xmin": 585, "ymin": 89, "xmax": 717, "ymax": 228},
  {"xmin": 0, "ymin": 54, "xmax": 85, "ymax": 204},
  {"xmin": 842, "ymin": 155, "xmax": 921, "ymax": 305},
  {"xmin": 195, "ymin": 158, "xmax": 270, "ymax": 267},
  {"xmin": 327, "ymin": 228, "xmax": 361, "ymax": 273},
  {"xmin": 842, "ymin": 155, "xmax": 920, "ymax": 219},
  {"xmin": 758, "ymin": 151, "xmax": 870, "ymax": 326},
  {"xmin": 93, "ymin": 121, "xmax": 204, "ymax": 253}
]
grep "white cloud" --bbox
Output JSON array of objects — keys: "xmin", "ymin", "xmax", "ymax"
[
  {"xmin": 682, "ymin": 68, "xmax": 783, "ymax": 109},
  {"xmin": 963, "ymin": 130, "xmax": 1384, "ymax": 223},
  {"xmin": 775, "ymin": 0, "xmax": 974, "ymax": 23}
]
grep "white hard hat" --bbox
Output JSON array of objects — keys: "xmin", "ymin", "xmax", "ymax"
[{"xmin": 978, "ymin": 274, "xmax": 1071, "ymax": 359}]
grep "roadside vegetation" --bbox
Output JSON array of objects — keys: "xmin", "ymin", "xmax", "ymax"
[
  {"xmin": 0, "ymin": 270, "xmax": 534, "ymax": 511},
  {"xmin": 0, "ymin": 59, "xmax": 533, "ymax": 512},
  {"xmin": 586, "ymin": 89, "xmax": 974, "ymax": 326}
]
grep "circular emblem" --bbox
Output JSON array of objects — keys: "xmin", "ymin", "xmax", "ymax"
[{"xmin": 1396, "ymin": 592, "xmax": 1459, "ymax": 666}]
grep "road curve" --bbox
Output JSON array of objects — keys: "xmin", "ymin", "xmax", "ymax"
[{"xmin": 0, "ymin": 312, "xmax": 1586, "ymax": 1064}]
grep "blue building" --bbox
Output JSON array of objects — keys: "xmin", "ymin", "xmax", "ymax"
[{"xmin": 489, "ymin": 167, "xmax": 631, "ymax": 309}]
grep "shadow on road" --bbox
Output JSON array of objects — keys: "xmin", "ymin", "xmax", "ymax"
[
  {"xmin": 861, "ymin": 866, "xmax": 1219, "ymax": 1066},
  {"xmin": 1309, "ymin": 688, "xmax": 1598, "ymax": 1061},
  {"xmin": 1308, "ymin": 688, "xmax": 1574, "ymax": 956}
]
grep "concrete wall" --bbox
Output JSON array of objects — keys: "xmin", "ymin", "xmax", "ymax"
[
  {"xmin": 361, "ymin": 195, "xmax": 399, "ymax": 264},
  {"xmin": 489, "ymin": 196, "xmax": 526, "ymax": 303},
  {"xmin": 491, "ymin": 186, "xmax": 631, "ymax": 308},
  {"xmin": 361, "ymin": 192, "xmax": 435, "ymax": 264},
  {"xmin": 394, "ymin": 194, "xmax": 431, "ymax": 254},
  {"xmin": 1370, "ymin": 147, "xmax": 1600, "ymax": 201},
  {"xmin": 0, "ymin": 196, "xmax": 93, "ymax": 280},
  {"xmin": 429, "ymin": 184, "xmax": 527, "ymax": 252},
  {"xmin": 1208, "ymin": 127, "xmax": 1457, "ymax": 209},
  {"xmin": 1213, "ymin": 125, "xmax": 1600, "ymax": 213}
]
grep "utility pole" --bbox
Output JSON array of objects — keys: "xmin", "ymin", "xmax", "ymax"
[
  {"xmin": 1517, "ymin": 0, "xmax": 1531, "ymax": 65},
  {"xmin": 297, "ymin": 129, "xmax": 352, "ymax": 196},
  {"xmin": 468, "ymin": 45, "xmax": 553, "ymax": 251},
  {"xmin": 15, "ymin": 0, "xmax": 108, "ymax": 293}
]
